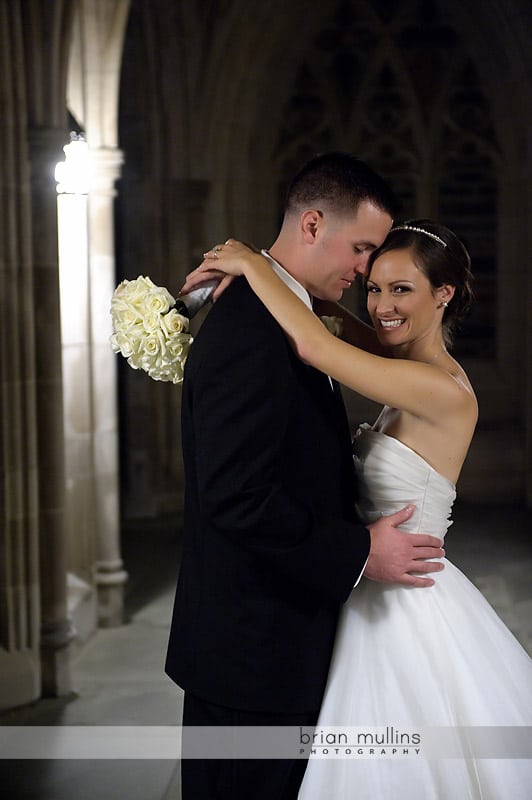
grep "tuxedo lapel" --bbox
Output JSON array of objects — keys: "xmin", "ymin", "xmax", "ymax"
[
  {"xmin": 301, "ymin": 365, "xmax": 352, "ymax": 448},
  {"xmin": 330, "ymin": 379, "xmax": 355, "ymax": 457}
]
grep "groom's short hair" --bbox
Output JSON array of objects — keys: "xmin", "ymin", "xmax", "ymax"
[{"xmin": 284, "ymin": 151, "xmax": 397, "ymax": 220}]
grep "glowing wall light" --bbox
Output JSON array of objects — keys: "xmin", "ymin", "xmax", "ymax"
[{"xmin": 55, "ymin": 132, "xmax": 90, "ymax": 195}]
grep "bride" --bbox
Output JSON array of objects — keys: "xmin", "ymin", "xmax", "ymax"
[{"xmin": 190, "ymin": 220, "xmax": 532, "ymax": 798}]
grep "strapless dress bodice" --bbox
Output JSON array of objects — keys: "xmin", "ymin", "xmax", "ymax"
[{"xmin": 353, "ymin": 424, "xmax": 456, "ymax": 540}]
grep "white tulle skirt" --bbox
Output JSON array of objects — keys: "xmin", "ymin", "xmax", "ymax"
[{"xmin": 298, "ymin": 560, "xmax": 532, "ymax": 799}]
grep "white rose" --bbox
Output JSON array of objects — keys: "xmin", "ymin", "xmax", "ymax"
[
  {"xmin": 167, "ymin": 332, "xmax": 192, "ymax": 358},
  {"xmin": 111, "ymin": 298, "xmax": 143, "ymax": 331},
  {"xmin": 110, "ymin": 331, "xmax": 133, "ymax": 357},
  {"xmin": 168, "ymin": 362, "xmax": 185, "ymax": 384},
  {"xmin": 151, "ymin": 360, "xmax": 186, "ymax": 384},
  {"xmin": 160, "ymin": 308, "xmax": 188, "ymax": 336},
  {"xmin": 112, "ymin": 278, "xmax": 133, "ymax": 298},
  {"xmin": 142, "ymin": 286, "xmax": 175, "ymax": 315},
  {"xmin": 114, "ymin": 276, "xmax": 153, "ymax": 307},
  {"xmin": 132, "ymin": 351, "xmax": 157, "ymax": 372},
  {"xmin": 142, "ymin": 310, "xmax": 163, "ymax": 333},
  {"xmin": 110, "ymin": 322, "xmax": 145, "ymax": 356},
  {"xmin": 139, "ymin": 331, "xmax": 163, "ymax": 358}
]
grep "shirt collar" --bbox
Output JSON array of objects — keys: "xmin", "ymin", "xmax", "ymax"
[{"xmin": 261, "ymin": 249, "xmax": 312, "ymax": 311}]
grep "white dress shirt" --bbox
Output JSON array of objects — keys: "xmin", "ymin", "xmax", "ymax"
[{"xmin": 261, "ymin": 249, "xmax": 313, "ymax": 309}]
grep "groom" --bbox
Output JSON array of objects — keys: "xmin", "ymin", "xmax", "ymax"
[{"xmin": 165, "ymin": 152, "xmax": 445, "ymax": 799}]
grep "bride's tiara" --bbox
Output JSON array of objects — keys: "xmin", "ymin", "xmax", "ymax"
[{"xmin": 389, "ymin": 225, "xmax": 447, "ymax": 247}]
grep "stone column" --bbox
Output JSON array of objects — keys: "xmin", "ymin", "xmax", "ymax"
[
  {"xmin": 89, "ymin": 146, "xmax": 128, "ymax": 627},
  {"xmin": 28, "ymin": 126, "xmax": 76, "ymax": 695},
  {"xmin": 0, "ymin": 0, "xmax": 41, "ymax": 710}
]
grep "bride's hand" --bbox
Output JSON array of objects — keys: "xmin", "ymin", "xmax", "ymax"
[
  {"xmin": 202, "ymin": 239, "xmax": 262, "ymax": 279},
  {"xmin": 178, "ymin": 266, "xmax": 231, "ymax": 302},
  {"xmin": 178, "ymin": 240, "xmax": 260, "ymax": 302}
]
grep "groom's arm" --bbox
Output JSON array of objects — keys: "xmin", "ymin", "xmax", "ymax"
[{"xmin": 187, "ymin": 283, "xmax": 370, "ymax": 603}]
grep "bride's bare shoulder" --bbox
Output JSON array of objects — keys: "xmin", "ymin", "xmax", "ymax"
[{"xmin": 439, "ymin": 354, "xmax": 478, "ymax": 418}]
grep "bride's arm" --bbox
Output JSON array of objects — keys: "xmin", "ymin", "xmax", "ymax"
[
  {"xmin": 313, "ymin": 298, "xmax": 388, "ymax": 356},
  {"xmin": 180, "ymin": 253, "xmax": 387, "ymax": 355},
  {"xmin": 201, "ymin": 241, "xmax": 472, "ymax": 421}
]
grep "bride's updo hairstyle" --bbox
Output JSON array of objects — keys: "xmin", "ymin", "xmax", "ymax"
[{"xmin": 368, "ymin": 218, "xmax": 474, "ymax": 347}]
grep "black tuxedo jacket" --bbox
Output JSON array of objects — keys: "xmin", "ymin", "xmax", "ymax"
[{"xmin": 165, "ymin": 277, "xmax": 370, "ymax": 713}]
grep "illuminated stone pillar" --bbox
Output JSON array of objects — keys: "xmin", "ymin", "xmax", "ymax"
[
  {"xmin": 89, "ymin": 146, "xmax": 128, "ymax": 627},
  {"xmin": 28, "ymin": 126, "xmax": 76, "ymax": 695},
  {"xmin": 56, "ymin": 137, "xmax": 98, "ymax": 643}
]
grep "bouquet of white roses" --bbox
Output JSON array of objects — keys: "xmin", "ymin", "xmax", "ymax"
[{"xmin": 110, "ymin": 275, "xmax": 193, "ymax": 384}]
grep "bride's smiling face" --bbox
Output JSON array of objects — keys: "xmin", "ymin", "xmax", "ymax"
[{"xmin": 366, "ymin": 247, "xmax": 451, "ymax": 348}]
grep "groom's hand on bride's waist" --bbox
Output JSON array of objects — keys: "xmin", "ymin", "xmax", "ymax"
[{"xmin": 363, "ymin": 505, "xmax": 445, "ymax": 588}]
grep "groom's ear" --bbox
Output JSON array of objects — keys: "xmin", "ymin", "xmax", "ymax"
[{"xmin": 300, "ymin": 209, "xmax": 323, "ymax": 243}]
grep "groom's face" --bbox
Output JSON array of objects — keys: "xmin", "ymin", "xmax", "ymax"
[{"xmin": 308, "ymin": 201, "xmax": 393, "ymax": 301}]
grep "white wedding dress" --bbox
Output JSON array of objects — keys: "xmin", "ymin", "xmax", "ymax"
[{"xmin": 299, "ymin": 425, "xmax": 532, "ymax": 799}]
